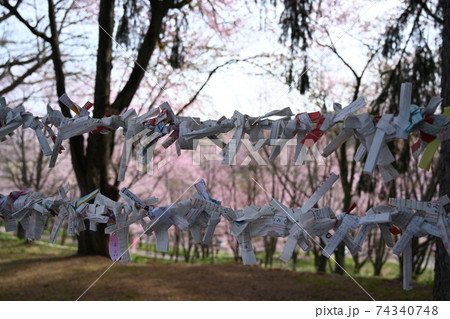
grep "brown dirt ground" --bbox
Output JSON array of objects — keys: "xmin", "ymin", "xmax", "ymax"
[{"xmin": 0, "ymin": 248, "xmax": 432, "ymax": 301}]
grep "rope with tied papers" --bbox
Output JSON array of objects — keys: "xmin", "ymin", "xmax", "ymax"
[
  {"xmin": 1, "ymin": 83, "xmax": 449, "ymax": 183},
  {"xmin": 1, "ymin": 176, "xmax": 449, "ymax": 291}
]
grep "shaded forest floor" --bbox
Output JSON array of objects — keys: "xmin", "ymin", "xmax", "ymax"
[{"xmin": 0, "ymin": 233, "xmax": 432, "ymax": 301}]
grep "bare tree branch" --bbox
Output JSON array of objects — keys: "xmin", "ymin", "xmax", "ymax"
[
  {"xmin": 418, "ymin": 0, "xmax": 443, "ymax": 24},
  {"xmin": 1, "ymin": 0, "xmax": 51, "ymax": 42},
  {"xmin": 0, "ymin": 54, "xmax": 52, "ymax": 95},
  {"xmin": 0, "ymin": 55, "xmax": 45, "ymax": 69},
  {"xmin": 0, "ymin": 0, "xmax": 22, "ymax": 23},
  {"xmin": 176, "ymin": 56, "xmax": 266, "ymax": 116},
  {"xmin": 170, "ymin": 0, "xmax": 192, "ymax": 9},
  {"xmin": 111, "ymin": 0, "xmax": 171, "ymax": 113},
  {"xmin": 93, "ymin": 0, "xmax": 115, "ymax": 118}
]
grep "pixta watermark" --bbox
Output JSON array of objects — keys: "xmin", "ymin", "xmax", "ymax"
[{"xmin": 124, "ymin": 135, "xmax": 325, "ymax": 176}]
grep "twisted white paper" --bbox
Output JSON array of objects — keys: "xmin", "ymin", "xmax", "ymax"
[{"xmin": 1, "ymin": 175, "xmax": 449, "ymax": 290}]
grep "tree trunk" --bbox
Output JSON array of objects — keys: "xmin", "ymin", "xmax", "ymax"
[
  {"xmin": 333, "ymin": 76, "xmax": 361, "ymax": 275},
  {"xmin": 315, "ymin": 239, "xmax": 327, "ymax": 272},
  {"xmin": 398, "ymin": 254, "xmax": 404, "ymax": 282},
  {"xmin": 292, "ymin": 248, "xmax": 299, "ymax": 271},
  {"xmin": 334, "ymin": 144, "xmax": 353, "ymax": 274},
  {"xmin": 434, "ymin": 0, "xmax": 450, "ymax": 301},
  {"xmin": 60, "ymin": 225, "xmax": 67, "ymax": 246},
  {"xmin": 77, "ymin": 0, "xmax": 116, "ymax": 257},
  {"xmin": 233, "ymin": 244, "xmax": 240, "ymax": 262},
  {"xmin": 373, "ymin": 258, "xmax": 383, "ymax": 277},
  {"xmin": 16, "ymin": 222, "xmax": 26, "ymax": 239},
  {"xmin": 334, "ymin": 242, "xmax": 345, "ymax": 275},
  {"xmin": 75, "ymin": 0, "xmax": 173, "ymax": 257},
  {"xmin": 174, "ymin": 229, "xmax": 180, "ymax": 263},
  {"xmin": 264, "ymin": 236, "xmax": 277, "ymax": 267},
  {"xmin": 352, "ymin": 252, "xmax": 367, "ymax": 275}
]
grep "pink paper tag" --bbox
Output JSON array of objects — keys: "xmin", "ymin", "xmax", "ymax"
[{"xmin": 109, "ymin": 234, "xmax": 121, "ymax": 261}]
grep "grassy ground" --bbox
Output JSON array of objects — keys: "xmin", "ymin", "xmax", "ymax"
[
  {"xmin": 0, "ymin": 232, "xmax": 432, "ymax": 301},
  {"xmin": 19, "ymin": 223, "xmax": 436, "ymax": 284},
  {"xmin": 131, "ymin": 241, "xmax": 435, "ymax": 284}
]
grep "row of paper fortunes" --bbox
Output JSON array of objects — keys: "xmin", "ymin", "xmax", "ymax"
[
  {"xmin": 1, "ymin": 83, "xmax": 449, "ymax": 183},
  {"xmin": 0, "ymin": 174, "xmax": 449, "ymax": 290}
]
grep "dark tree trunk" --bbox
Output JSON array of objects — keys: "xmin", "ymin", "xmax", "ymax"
[
  {"xmin": 434, "ymin": 0, "xmax": 450, "ymax": 301},
  {"xmin": 334, "ymin": 145, "xmax": 352, "ymax": 274},
  {"xmin": 17, "ymin": 222, "xmax": 25, "ymax": 239},
  {"xmin": 183, "ymin": 233, "xmax": 194, "ymax": 262},
  {"xmin": 352, "ymin": 252, "xmax": 368, "ymax": 275},
  {"xmin": 77, "ymin": 0, "xmax": 116, "ymax": 257},
  {"xmin": 316, "ymin": 253, "xmax": 327, "ymax": 272},
  {"xmin": 174, "ymin": 228, "xmax": 180, "ymax": 262},
  {"xmin": 263, "ymin": 236, "xmax": 277, "ymax": 267},
  {"xmin": 368, "ymin": 229, "xmax": 388, "ymax": 277},
  {"xmin": 75, "ymin": 0, "xmax": 174, "ymax": 257},
  {"xmin": 232, "ymin": 243, "xmax": 240, "ymax": 262},
  {"xmin": 334, "ymin": 242, "xmax": 345, "ymax": 274},
  {"xmin": 292, "ymin": 248, "xmax": 298, "ymax": 271},
  {"xmin": 315, "ymin": 238, "xmax": 327, "ymax": 272},
  {"xmin": 60, "ymin": 225, "xmax": 67, "ymax": 246},
  {"xmin": 110, "ymin": 0, "xmax": 171, "ymax": 113},
  {"xmin": 373, "ymin": 257, "xmax": 384, "ymax": 276}
]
